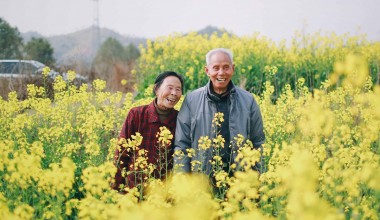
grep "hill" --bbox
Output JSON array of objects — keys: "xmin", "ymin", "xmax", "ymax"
[
  {"xmin": 195, "ymin": 25, "xmax": 234, "ymax": 37},
  {"xmin": 21, "ymin": 26, "xmax": 228, "ymax": 67},
  {"xmin": 22, "ymin": 27, "xmax": 147, "ymax": 66}
]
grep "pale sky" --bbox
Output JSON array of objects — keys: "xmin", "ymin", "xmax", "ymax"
[{"xmin": 1, "ymin": 0, "xmax": 379, "ymax": 42}]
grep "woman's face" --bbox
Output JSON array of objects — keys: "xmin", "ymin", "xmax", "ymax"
[{"xmin": 155, "ymin": 76, "xmax": 182, "ymax": 110}]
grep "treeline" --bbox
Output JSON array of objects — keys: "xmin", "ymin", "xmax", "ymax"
[
  {"xmin": 0, "ymin": 18, "xmax": 141, "ymax": 92},
  {"xmin": 0, "ymin": 18, "xmax": 55, "ymax": 66}
]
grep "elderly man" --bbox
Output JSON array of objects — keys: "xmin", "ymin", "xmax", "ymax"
[{"xmin": 174, "ymin": 48, "xmax": 265, "ymax": 177}]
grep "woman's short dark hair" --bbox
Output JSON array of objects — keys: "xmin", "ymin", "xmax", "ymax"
[{"xmin": 153, "ymin": 71, "xmax": 184, "ymax": 95}]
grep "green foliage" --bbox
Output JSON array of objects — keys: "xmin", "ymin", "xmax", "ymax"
[
  {"xmin": 125, "ymin": 43, "xmax": 141, "ymax": 61},
  {"xmin": 24, "ymin": 37, "xmax": 55, "ymax": 66},
  {"xmin": 0, "ymin": 18, "xmax": 23, "ymax": 59}
]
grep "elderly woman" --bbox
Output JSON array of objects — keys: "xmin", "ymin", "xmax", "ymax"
[{"xmin": 112, "ymin": 71, "xmax": 184, "ymax": 192}]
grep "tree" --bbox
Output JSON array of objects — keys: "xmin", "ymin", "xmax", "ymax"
[
  {"xmin": 24, "ymin": 37, "xmax": 55, "ymax": 66},
  {"xmin": 94, "ymin": 37, "xmax": 127, "ymax": 65},
  {"xmin": 92, "ymin": 38, "xmax": 140, "ymax": 92},
  {"xmin": 125, "ymin": 43, "xmax": 140, "ymax": 61},
  {"xmin": 0, "ymin": 18, "xmax": 23, "ymax": 59}
]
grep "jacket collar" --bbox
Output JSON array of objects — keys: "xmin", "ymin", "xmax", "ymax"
[{"xmin": 206, "ymin": 80, "xmax": 236, "ymax": 102}]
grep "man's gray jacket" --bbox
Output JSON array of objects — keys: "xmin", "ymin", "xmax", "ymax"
[{"xmin": 174, "ymin": 81, "xmax": 265, "ymax": 175}]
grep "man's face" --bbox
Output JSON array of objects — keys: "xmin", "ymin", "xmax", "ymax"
[
  {"xmin": 156, "ymin": 76, "xmax": 182, "ymax": 110},
  {"xmin": 205, "ymin": 52, "xmax": 234, "ymax": 94}
]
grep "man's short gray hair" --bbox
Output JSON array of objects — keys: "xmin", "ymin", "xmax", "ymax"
[{"xmin": 205, "ymin": 48, "xmax": 233, "ymax": 66}]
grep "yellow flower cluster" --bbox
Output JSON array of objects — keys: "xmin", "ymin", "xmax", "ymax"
[{"xmin": 156, "ymin": 126, "xmax": 173, "ymax": 147}]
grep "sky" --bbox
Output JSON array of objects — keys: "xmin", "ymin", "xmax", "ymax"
[{"xmin": 1, "ymin": 0, "xmax": 380, "ymax": 42}]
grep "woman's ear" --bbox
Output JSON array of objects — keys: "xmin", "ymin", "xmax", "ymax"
[{"xmin": 153, "ymin": 85, "xmax": 157, "ymax": 96}]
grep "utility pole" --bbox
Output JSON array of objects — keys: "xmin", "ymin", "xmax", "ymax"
[
  {"xmin": 89, "ymin": 0, "xmax": 101, "ymax": 81},
  {"xmin": 91, "ymin": 0, "xmax": 100, "ymax": 60}
]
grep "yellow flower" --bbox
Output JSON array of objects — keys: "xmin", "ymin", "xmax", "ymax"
[
  {"xmin": 66, "ymin": 70, "xmax": 76, "ymax": 82},
  {"xmin": 92, "ymin": 79, "xmax": 106, "ymax": 91},
  {"xmin": 42, "ymin": 66, "xmax": 51, "ymax": 77},
  {"xmin": 156, "ymin": 126, "xmax": 173, "ymax": 147},
  {"xmin": 198, "ymin": 136, "xmax": 212, "ymax": 150}
]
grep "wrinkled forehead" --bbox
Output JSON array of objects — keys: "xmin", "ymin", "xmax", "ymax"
[
  {"xmin": 208, "ymin": 52, "xmax": 233, "ymax": 66},
  {"xmin": 161, "ymin": 76, "xmax": 182, "ymax": 86}
]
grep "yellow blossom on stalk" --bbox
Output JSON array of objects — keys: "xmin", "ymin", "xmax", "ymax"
[
  {"xmin": 65, "ymin": 199, "xmax": 79, "ymax": 216},
  {"xmin": 128, "ymin": 149, "xmax": 155, "ymax": 176},
  {"xmin": 212, "ymin": 112, "xmax": 224, "ymax": 127},
  {"xmin": 27, "ymin": 84, "xmax": 45, "ymax": 98},
  {"xmin": 223, "ymin": 170, "xmax": 260, "ymax": 216},
  {"xmin": 156, "ymin": 126, "xmax": 173, "ymax": 147},
  {"xmin": 5, "ymin": 152, "xmax": 42, "ymax": 190},
  {"xmin": 212, "ymin": 155, "xmax": 222, "ymax": 165},
  {"xmin": 233, "ymin": 134, "xmax": 245, "ymax": 147},
  {"xmin": 173, "ymin": 149, "xmax": 184, "ymax": 158},
  {"xmin": 191, "ymin": 160, "xmax": 202, "ymax": 172},
  {"xmin": 186, "ymin": 148, "xmax": 196, "ymax": 158},
  {"xmin": 81, "ymin": 162, "xmax": 115, "ymax": 196},
  {"xmin": 84, "ymin": 141, "xmax": 101, "ymax": 156},
  {"xmin": 37, "ymin": 158, "xmax": 76, "ymax": 198},
  {"xmin": 42, "ymin": 66, "xmax": 50, "ymax": 77},
  {"xmin": 92, "ymin": 79, "xmax": 106, "ymax": 91},
  {"xmin": 117, "ymin": 133, "xmax": 143, "ymax": 153},
  {"xmin": 198, "ymin": 136, "xmax": 212, "ymax": 150},
  {"xmin": 121, "ymin": 79, "xmax": 127, "ymax": 86},
  {"xmin": 234, "ymin": 142, "xmax": 260, "ymax": 171},
  {"xmin": 213, "ymin": 135, "xmax": 225, "ymax": 149},
  {"xmin": 66, "ymin": 70, "xmax": 76, "ymax": 82},
  {"xmin": 53, "ymin": 75, "xmax": 67, "ymax": 92},
  {"xmin": 264, "ymin": 65, "xmax": 278, "ymax": 77},
  {"xmin": 214, "ymin": 170, "xmax": 229, "ymax": 188}
]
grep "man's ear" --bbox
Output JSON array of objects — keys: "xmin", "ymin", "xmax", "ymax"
[
  {"xmin": 205, "ymin": 66, "xmax": 210, "ymax": 76},
  {"xmin": 232, "ymin": 64, "xmax": 235, "ymax": 72}
]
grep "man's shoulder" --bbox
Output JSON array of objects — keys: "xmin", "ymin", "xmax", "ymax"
[
  {"xmin": 185, "ymin": 86, "xmax": 207, "ymax": 99},
  {"xmin": 234, "ymin": 86, "xmax": 253, "ymax": 97},
  {"xmin": 233, "ymin": 86, "xmax": 259, "ymax": 105},
  {"xmin": 188, "ymin": 86, "xmax": 207, "ymax": 95}
]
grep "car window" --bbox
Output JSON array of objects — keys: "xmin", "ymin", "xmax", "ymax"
[
  {"xmin": 20, "ymin": 62, "xmax": 38, "ymax": 74},
  {"xmin": 1, "ymin": 62, "xmax": 19, "ymax": 74},
  {"xmin": 0, "ymin": 62, "xmax": 5, "ymax": 73}
]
